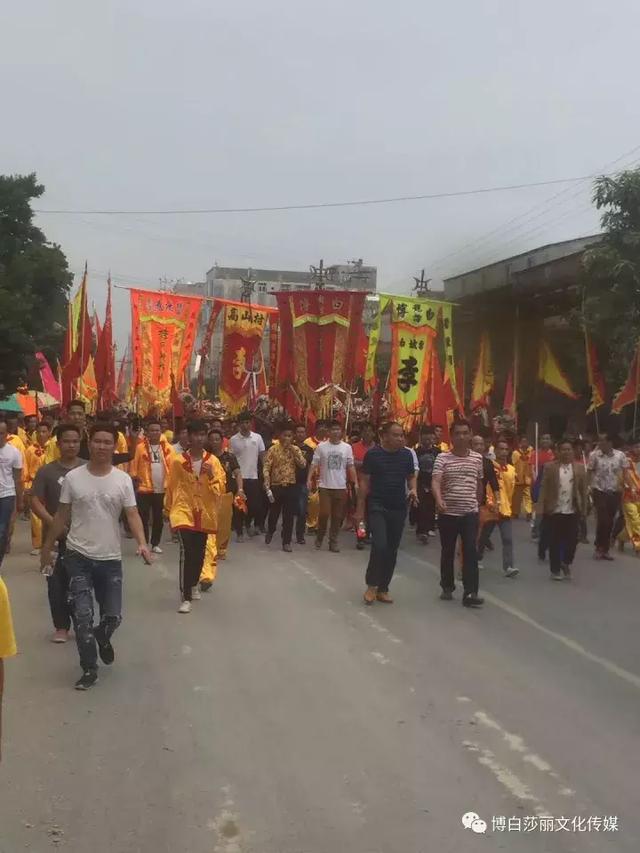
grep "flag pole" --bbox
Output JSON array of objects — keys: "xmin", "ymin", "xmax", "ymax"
[
  {"xmin": 513, "ymin": 304, "xmax": 519, "ymax": 429},
  {"xmin": 582, "ymin": 285, "xmax": 600, "ymax": 435}
]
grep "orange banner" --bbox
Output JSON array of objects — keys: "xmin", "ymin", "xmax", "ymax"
[{"xmin": 131, "ymin": 289, "xmax": 203, "ymax": 411}]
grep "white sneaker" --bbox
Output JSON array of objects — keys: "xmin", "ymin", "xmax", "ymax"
[
  {"xmin": 428, "ymin": 530, "xmax": 437, "ymax": 537},
  {"xmin": 30, "ymin": 548, "xmax": 41, "ymax": 556},
  {"xmin": 504, "ymin": 566, "xmax": 519, "ymax": 578},
  {"xmin": 477, "ymin": 561, "xmax": 484, "ymax": 570},
  {"xmin": 191, "ymin": 586, "xmax": 202, "ymax": 600},
  {"xmin": 178, "ymin": 600, "xmax": 192, "ymax": 614},
  {"xmin": 151, "ymin": 545, "xmax": 163, "ymax": 554}
]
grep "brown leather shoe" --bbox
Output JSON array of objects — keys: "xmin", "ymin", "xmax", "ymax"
[
  {"xmin": 363, "ymin": 587, "xmax": 377, "ymax": 605},
  {"xmin": 376, "ymin": 591, "xmax": 394, "ymax": 604}
]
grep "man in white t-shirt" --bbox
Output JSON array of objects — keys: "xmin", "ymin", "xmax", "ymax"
[
  {"xmin": 0, "ymin": 419, "xmax": 24, "ymax": 568},
  {"xmin": 229, "ymin": 412, "xmax": 265, "ymax": 540},
  {"xmin": 41, "ymin": 424, "xmax": 151, "ymax": 691},
  {"xmin": 308, "ymin": 420, "xmax": 356, "ymax": 552}
]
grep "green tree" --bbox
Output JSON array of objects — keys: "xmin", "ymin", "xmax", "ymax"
[
  {"xmin": 0, "ymin": 173, "xmax": 72, "ymax": 394},
  {"xmin": 583, "ymin": 168, "xmax": 640, "ymax": 390}
]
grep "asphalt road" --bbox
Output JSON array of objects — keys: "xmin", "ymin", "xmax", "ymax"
[{"xmin": 1, "ymin": 515, "xmax": 639, "ymax": 853}]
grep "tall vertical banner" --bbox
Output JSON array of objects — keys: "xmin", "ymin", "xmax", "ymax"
[
  {"xmin": 131, "ymin": 289, "xmax": 203, "ymax": 412},
  {"xmin": 388, "ymin": 304, "xmax": 437, "ymax": 428},
  {"xmin": 363, "ymin": 295, "xmax": 390, "ymax": 391},
  {"xmin": 219, "ymin": 303, "xmax": 270, "ymax": 413},
  {"xmin": 439, "ymin": 303, "xmax": 461, "ymax": 409},
  {"xmin": 274, "ymin": 291, "xmax": 367, "ymax": 415}
]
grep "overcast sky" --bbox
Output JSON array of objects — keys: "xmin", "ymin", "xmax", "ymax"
[{"xmin": 3, "ymin": 1, "xmax": 640, "ymax": 349}]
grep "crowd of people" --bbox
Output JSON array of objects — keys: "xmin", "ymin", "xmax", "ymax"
[{"xmin": 0, "ymin": 398, "xmax": 639, "ymax": 707}]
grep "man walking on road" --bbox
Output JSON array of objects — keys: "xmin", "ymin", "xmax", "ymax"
[
  {"xmin": 229, "ymin": 412, "xmax": 265, "ymax": 540},
  {"xmin": 308, "ymin": 420, "xmax": 356, "ymax": 553},
  {"xmin": 415, "ymin": 426, "xmax": 440, "ymax": 544},
  {"xmin": 165, "ymin": 421, "xmax": 225, "ymax": 613},
  {"xmin": 263, "ymin": 423, "xmax": 307, "ymax": 552},
  {"xmin": 539, "ymin": 438, "xmax": 588, "ymax": 580},
  {"xmin": 357, "ymin": 422, "xmax": 417, "ymax": 605},
  {"xmin": 40, "ymin": 424, "xmax": 151, "ymax": 690},
  {"xmin": 588, "ymin": 433, "xmax": 629, "ymax": 560},
  {"xmin": 477, "ymin": 439, "xmax": 519, "ymax": 578},
  {"xmin": 0, "ymin": 419, "xmax": 24, "ymax": 568},
  {"xmin": 432, "ymin": 420, "xmax": 484, "ymax": 608},
  {"xmin": 130, "ymin": 419, "xmax": 173, "ymax": 554},
  {"xmin": 293, "ymin": 424, "xmax": 314, "ymax": 545},
  {"xmin": 31, "ymin": 424, "xmax": 83, "ymax": 643}
]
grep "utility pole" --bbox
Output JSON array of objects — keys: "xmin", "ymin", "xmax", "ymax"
[
  {"xmin": 240, "ymin": 268, "xmax": 257, "ymax": 304},
  {"xmin": 310, "ymin": 259, "xmax": 329, "ymax": 290}
]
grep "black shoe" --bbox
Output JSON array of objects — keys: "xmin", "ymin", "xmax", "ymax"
[
  {"xmin": 296, "ymin": 537, "xmax": 306, "ymax": 545},
  {"xmin": 200, "ymin": 580, "xmax": 213, "ymax": 592},
  {"xmin": 329, "ymin": 544, "xmax": 340, "ymax": 553},
  {"xmin": 94, "ymin": 626, "xmax": 115, "ymax": 665},
  {"xmin": 75, "ymin": 671, "xmax": 98, "ymax": 690},
  {"xmin": 440, "ymin": 589, "xmax": 453, "ymax": 601},
  {"xmin": 283, "ymin": 543, "xmax": 292, "ymax": 553},
  {"xmin": 462, "ymin": 594, "xmax": 484, "ymax": 608},
  {"xmin": 265, "ymin": 532, "xmax": 273, "ymax": 545},
  {"xmin": 315, "ymin": 539, "xmax": 322, "ymax": 550}
]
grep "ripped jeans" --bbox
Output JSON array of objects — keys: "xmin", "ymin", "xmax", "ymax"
[{"xmin": 65, "ymin": 550, "xmax": 123, "ymax": 673}]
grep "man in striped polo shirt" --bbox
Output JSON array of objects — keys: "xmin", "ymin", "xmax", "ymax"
[{"xmin": 432, "ymin": 420, "xmax": 484, "ymax": 608}]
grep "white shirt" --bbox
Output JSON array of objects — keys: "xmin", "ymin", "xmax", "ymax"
[
  {"xmin": 556, "ymin": 463, "xmax": 575, "ymax": 514},
  {"xmin": 229, "ymin": 431, "xmax": 265, "ymax": 480},
  {"xmin": 408, "ymin": 447, "xmax": 419, "ymax": 472},
  {"xmin": 149, "ymin": 444, "xmax": 165, "ymax": 493},
  {"xmin": 0, "ymin": 443, "xmax": 22, "ymax": 498},
  {"xmin": 60, "ymin": 465, "xmax": 137, "ymax": 560},
  {"xmin": 313, "ymin": 441, "xmax": 354, "ymax": 489}
]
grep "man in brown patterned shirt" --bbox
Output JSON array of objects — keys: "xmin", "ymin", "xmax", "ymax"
[{"xmin": 263, "ymin": 423, "xmax": 307, "ymax": 552}]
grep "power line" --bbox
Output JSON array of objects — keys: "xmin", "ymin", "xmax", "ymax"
[{"xmin": 33, "ymin": 173, "xmax": 611, "ymax": 216}]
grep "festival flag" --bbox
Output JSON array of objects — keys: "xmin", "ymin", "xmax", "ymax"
[
  {"xmin": 130, "ymin": 288, "xmax": 203, "ymax": 412},
  {"xmin": 503, "ymin": 369, "xmax": 515, "ymax": 417},
  {"xmin": 116, "ymin": 339, "xmax": 130, "ymax": 401},
  {"xmin": 430, "ymin": 347, "xmax": 450, "ymax": 441},
  {"xmin": 274, "ymin": 290, "xmax": 367, "ymax": 416},
  {"xmin": 267, "ymin": 313, "xmax": 279, "ymax": 392},
  {"xmin": 35, "ymin": 352, "xmax": 61, "ymax": 403},
  {"xmin": 611, "ymin": 342, "xmax": 640, "ymax": 413},
  {"xmin": 60, "ymin": 265, "xmax": 93, "ymax": 404},
  {"xmin": 585, "ymin": 334, "xmax": 607, "ymax": 413},
  {"xmin": 219, "ymin": 303, "xmax": 270, "ymax": 413},
  {"xmin": 76, "ymin": 356, "xmax": 98, "ymax": 410},
  {"xmin": 537, "ymin": 339, "xmax": 578, "ymax": 399},
  {"xmin": 94, "ymin": 275, "xmax": 116, "ymax": 408},
  {"xmin": 440, "ymin": 303, "xmax": 461, "ymax": 408},
  {"xmin": 470, "ymin": 332, "xmax": 494, "ymax": 409},
  {"xmin": 455, "ymin": 361, "xmax": 466, "ymax": 414},
  {"xmin": 389, "ymin": 322, "xmax": 436, "ymax": 429}
]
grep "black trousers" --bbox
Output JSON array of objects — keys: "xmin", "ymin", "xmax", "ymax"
[
  {"xmin": 548, "ymin": 513, "xmax": 579, "ymax": 574},
  {"xmin": 178, "ymin": 530, "xmax": 208, "ymax": 600},
  {"xmin": 592, "ymin": 489, "xmax": 621, "ymax": 554},
  {"xmin": 47, "ymin": 541, "xmax": 73, "ymax": 631},
  {"xmin": 137, "ymin": 492, "xmax": 165, "ymax": 546},
  {"xmin": 438, "ymin": 512, "xmax": 479, "ymax": 596},
  {"xmin": 294, "ymin": 485, "xmax": 308, "ymax": 541},
  {"xmin": 416, "ymin": 488, "xmax": 436, "ymax": 535},
  {"xmin": 235, "ymin": 479, "xmax": 263, "ymax": 533},
  {"xmin": 365, "ymin": 503, "xmax": 407, "ymax": 592},
  {"xmin": 267, "ymin": 484, "xmax": 298, "ymax": 545},
  {"xmin": 538, "ymin": 515, "xmax": 550, "ymax": 560}
]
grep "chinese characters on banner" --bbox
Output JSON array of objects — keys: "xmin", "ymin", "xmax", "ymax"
[
  {"xmin": 389, "ymin": 322, "xmax": 436, "ymax": 428},
  {"xmin": 219, "ymin": 303, "xmax": 269, "ymax": 413},
  {"xmin": 130, "ymin": 289, "xmax": 203, "ymax": 412},
  {"xmin": 274, "ymin": 290, "xmax": 367, "ymax": 417},
  {"xmin": 439, "ymin": 302, "xmax": 462, "ymax": 408}
]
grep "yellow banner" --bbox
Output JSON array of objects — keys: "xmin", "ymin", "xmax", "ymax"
[
  {"xmin": 388, "ymin": 295, "xmax": 440, "ymax": 330},
  {"xmin": 439, "ymin": 303, "xmax": 460, "ymax": 404},
  {"xmin": 389, "ymin": 322, "xmax": 436, "ymax": 428},
  {"xmin": 364, "ymin": 296, "xmax": 390, "ymax": 389}
]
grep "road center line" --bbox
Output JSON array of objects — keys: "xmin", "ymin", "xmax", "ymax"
[{"xmin": 401, "ymin": 550, "xmax": 640, "ymax": 692}]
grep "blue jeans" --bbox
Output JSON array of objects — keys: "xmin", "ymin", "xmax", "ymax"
[
  {"xmin": 0, "ymin": 495, "xmax": 16, "ymax": 568},
  {"xmin": 65, "ymin": 550, "xmax": 123, "ymax": 672}
]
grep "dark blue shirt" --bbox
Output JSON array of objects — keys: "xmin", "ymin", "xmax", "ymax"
[{"xmin": 362, "ymin": 445, "xmax": 415, "ymax": 510}]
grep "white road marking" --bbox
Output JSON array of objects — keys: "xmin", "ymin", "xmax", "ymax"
[
  {"xmin": 401, "ymin": 550, "xmax": 640, "ymax": 691},
  {"xmin": 456, "ymin": 696, "xmax": 472, "ymax": 703},
  {"xmin": 370, "ymin": 651, "xmax": 390, "ymax": 665},
  {"xmin": 181, "ymin": 644, "xmax": 192, "ymax": 656},
  {"xmin": 463, "ymin": 741, "xmax": 547, "ymax": 814},
  {"xmin": 291, "ymin": 560, "xmax": 336, "ymax": 593},
  {"xmin": 358, "ymin": 610, "xmax": 403, "ymax": 644}
]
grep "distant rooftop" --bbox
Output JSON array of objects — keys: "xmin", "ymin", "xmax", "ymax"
[{"xmin": 443, "ymin": 234, "xmax": 602, "ymax": 301}]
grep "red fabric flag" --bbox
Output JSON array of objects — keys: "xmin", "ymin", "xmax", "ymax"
[
  {"xmin": 611, "ymin": 343, "xmax": 640, "ymax": 413},
  {"xmin": 170, "ymin": 373, "xmax": 184, "ymax": 417},
  {"xmin": 61, "ymin": 266, "xmax": 92, "ymax": 405},
  {"xmin": 94, "ymin": 276, "xmax": 116, "ymax": 408},
  {"xmin": 219, "ymin": 304, "xmax": 269, "ymax": 413},
  {"xmin": 430, "ymin": 348, "xmax": 451, "ymax": 442},
  {"xmin": 503, "ymin": 368, "xmax": 515, "ymax": 416},
  {"xmin": 35, "ymin": 352, "xmax": 61, "ymax": 403}
]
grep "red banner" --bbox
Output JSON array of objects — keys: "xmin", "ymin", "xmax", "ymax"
[
  {"xmin": 219, "ymin": 303, "xmax": 269, "ymax": 413},
  {"xmin": 274, "ymin": 290, "xmax": 366, "ymax": 415},
  {"xmin": 131, "ymin": 289, "xmax": 202, "ymax": 412}
]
